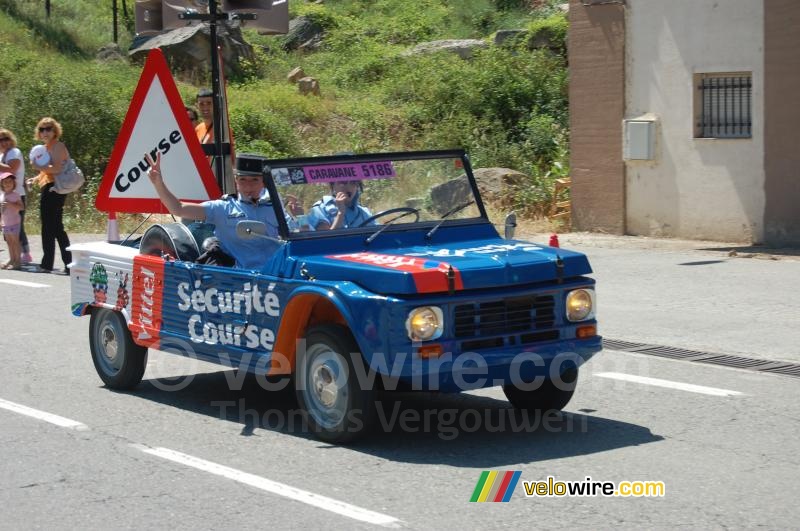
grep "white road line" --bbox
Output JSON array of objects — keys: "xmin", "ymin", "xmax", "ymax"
[
  {"xmin": 0, "ymin": 398, "xmax": 89, "ymax": 430},
  {"xmin": 0, "ymin": 279, "xmax": 50, "ymax": 288},
  {"xmin": 135, "ymin": 446, "xmax": 403, "ymax": 528},
  {"xmin": 595, "ymin": 372, "xmax": 743, "ymax": 397}
]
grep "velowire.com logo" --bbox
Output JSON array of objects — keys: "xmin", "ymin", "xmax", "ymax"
[{"xmin": 469, "ymin": 471, "xmax": 522, "ymax": 503}]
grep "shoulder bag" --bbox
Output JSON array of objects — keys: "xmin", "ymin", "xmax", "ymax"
[{"xmin": 53, "ymin": 158, "xmax": 85, "ymax": 194}]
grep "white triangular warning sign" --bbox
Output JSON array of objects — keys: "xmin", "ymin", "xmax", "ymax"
[{"xmin": 96, "ymin": 49, "xmax": 221, "ymax": 213}]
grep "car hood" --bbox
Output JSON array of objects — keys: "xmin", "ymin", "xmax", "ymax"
[{"xmin": 296, "ymin": 240, "xmax": 592, "ymax": 295}]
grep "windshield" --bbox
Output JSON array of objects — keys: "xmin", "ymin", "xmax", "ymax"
[{"xmin": 267, "ymin": 151, "xmax": 485, "ymax": 237}]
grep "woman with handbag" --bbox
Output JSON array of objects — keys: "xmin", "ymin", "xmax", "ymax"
[{"xmin": 28, "ymin": 117, "xmax": 71, "ymax": 274}]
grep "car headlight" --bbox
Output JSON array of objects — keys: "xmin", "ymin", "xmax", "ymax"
[
  {"xmin": 406, "ymin": 306, "xmax": 444, "ymax": 341},
  {"xmin": 566, "ymin": 289, "xmax": 595, "ymax": 322}
]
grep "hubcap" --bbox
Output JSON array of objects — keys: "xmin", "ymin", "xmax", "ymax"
[
  {"xmin": 303, "ymin": 344, "xmax": 349, "ymax": 430},
  {"xmin": 313, "ymin": 364, "xmax": 338, "ymax": 407},
  {"xmin": 101, "ymin": 324, "xmax": 119, "ymax": 364},
  {"xmin": 95, "ymin": 314, "xmax": 124, "ymax": 375}
]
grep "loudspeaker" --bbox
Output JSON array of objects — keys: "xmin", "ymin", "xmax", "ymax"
[
  {"xmin": 222, "ymin": 0, "xmax": 270, "ymax": 9},
  {"xmin": 162, "ymin": 0, "xmax": 209, "ymax": 31},
  {"xmin": 134, "ymin": 0, "xmax": 164, "ymax": 35},
  {"xmin": 222, "ymin": 0, "xmax": 289, "ymax": 35}
]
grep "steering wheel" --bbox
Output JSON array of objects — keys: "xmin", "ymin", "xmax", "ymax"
[{"xmin": 357, "ymin": 207, "xmax": 420, "ymax": 227}]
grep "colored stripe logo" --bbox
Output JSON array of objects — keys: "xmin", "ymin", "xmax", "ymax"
[
  {"xmin": 470, "ymin": 470, "xmax": 521, "ymax": 502},
  {"xmin": 327, "ymin": 252, "xmax": 464, "ymax": 293}
]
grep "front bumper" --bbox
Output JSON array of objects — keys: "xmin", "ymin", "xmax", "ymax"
[{"xmin": 369, "ymin": 335, "xmax": 603, "ymax": 393}]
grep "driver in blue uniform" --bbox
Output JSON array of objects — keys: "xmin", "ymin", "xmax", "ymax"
[
  {"xmin": 145, "ymin": 152, "xmax": 291, "ymax": 269},
  {"xmin": 307, "ymin": 180, "xmax": 376, "ymax": 230}
]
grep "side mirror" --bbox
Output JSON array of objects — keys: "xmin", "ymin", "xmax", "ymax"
[
  {"xmin": 504, "ymin": 212, "xmax": 517, "ymax": 240},
  {"xmin": 236, "ymin": 220, "xmax": 282, "ymax": 244}
]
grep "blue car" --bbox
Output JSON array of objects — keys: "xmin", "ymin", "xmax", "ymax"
[{"xmin": 70, "ymin": 150, "xmax": 601, "ymax": 442}]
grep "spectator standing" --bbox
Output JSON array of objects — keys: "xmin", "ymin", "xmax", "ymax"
[
  {"xmin": 0, "ymin": 128, "xmax": 32, "ymax": 263},
  {"xmin": 29, "ymin": 117, "xmax": 71, "ymax": 274},
  {"xmin": 194, "ymin": 87, "xmax": 235, "ymax": 194},
  {"xmin": 195, "ymin": 88, "xmax": 214, "ymax": 147},
  {"xmin": 0, "ymin": 173, "xmax": 23, "ymax": 270}
]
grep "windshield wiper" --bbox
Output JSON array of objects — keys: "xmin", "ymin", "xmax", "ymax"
[
  {"xmin": 425, "ymin": 200, "xmax": 475, "ymax": 241},
  {"xmin": 365, "ymin": 209, "xmax": 420, "ymax": 245}
]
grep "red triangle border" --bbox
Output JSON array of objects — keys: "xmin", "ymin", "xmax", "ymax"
[{"xmin": 95, "ymin": 48, "xmax": 221, "ymax": 213}]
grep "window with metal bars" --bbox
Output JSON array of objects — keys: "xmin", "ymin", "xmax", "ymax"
[{"xmin": 694, "ymin": 73, "xmax": 752, "ymax": 139}]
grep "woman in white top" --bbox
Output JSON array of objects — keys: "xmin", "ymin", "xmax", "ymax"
[{"xmin": 0, "ymin": 128, "xmax": 31, "ymax": 264}]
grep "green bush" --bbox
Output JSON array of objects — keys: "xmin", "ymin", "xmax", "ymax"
[
  {"xmin": 228, "ymin": 106, "xmax": 298, "ymax": 159},
  {"xmin": 524, "ymin": 11, "xmax": 568, "ymax": 54},
  {"xmin": 523, "ymin": 113, "xmax": 560, "ymax": 163},
  {"xmin": 292, "ymin": 2, "xmax": 339, "ymax": 29},
  {"xmin": 0, "ymin": 0, "xmax": 130, "ymax": 54},
  {"xmin": 384, "ymin": 48, "xmax": 565, "ymax": 125}
]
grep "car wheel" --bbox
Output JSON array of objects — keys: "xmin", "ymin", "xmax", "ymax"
[
  {"xmin": 89, "ymin": 308, "xmax": 147, "ymax": 390},
  {"xmin": 502, "ymin": 367, "xmax": 578, "ymax": 413},
  {"xmin": 295, "ymin": 324, "xmax": 375, "ymax": 443}
]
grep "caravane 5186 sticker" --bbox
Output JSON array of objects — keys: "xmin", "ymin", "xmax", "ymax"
[{"xmin": 271, "ymin": 161, "xmax": 397, "ymax": 185}]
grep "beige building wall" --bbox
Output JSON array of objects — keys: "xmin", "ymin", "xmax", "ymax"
[
  {"xmin": 764, "ymin": 0, "xmax": 800, "ymax": 245},
  {"xmin": 624, "ymin": 0, "xmax": 765, "ymax": 243}
]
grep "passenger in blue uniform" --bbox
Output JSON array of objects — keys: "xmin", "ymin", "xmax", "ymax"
[
  {"xmin": 145, "ymin": 152, "xmax": 294, "ymax": 269},
  {"xmin": 307, "ymin": 179, "xmax": 376, "ymax": 230}
]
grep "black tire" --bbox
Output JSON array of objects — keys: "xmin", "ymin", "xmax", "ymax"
[
  {"xmin": 503, "ymin": 367, "xmax": 578, "ymax": 413},
  {"xmin": 89, "ymin": 309, "xmax": 148, "ymax": 390},
  {"xmin": 295, "ymin": 324, "xmax": 375, "ymax": 443}
]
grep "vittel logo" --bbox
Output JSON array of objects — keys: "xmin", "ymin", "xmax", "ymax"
[{"xmin": 139, "ymin": 266, "xmax": 157, "ymax": 330}]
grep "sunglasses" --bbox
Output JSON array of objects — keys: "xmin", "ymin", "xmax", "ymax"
[
  {"xmin": 0, "ymin": 137, "xmax": 10, "ymax": 142},
  {"xmin": 38, "ymin": 126, "xmax": 53, "ymax": 133}
]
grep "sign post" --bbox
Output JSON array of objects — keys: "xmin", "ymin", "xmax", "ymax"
[
  {"xmin": 177, "ymin": 1, "xmax": 255, "ymax": 195},
  {"xmin": 107, "ymin": 212, "xmax": 120, "ymax": 242}
]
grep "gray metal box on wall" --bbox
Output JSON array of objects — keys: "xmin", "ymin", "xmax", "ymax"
[{"xmin": 623, "ymin": 119, "xmax": 655, "ymax": 160}]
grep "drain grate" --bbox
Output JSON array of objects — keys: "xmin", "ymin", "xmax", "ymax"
[
  {"xmin": 603, "ymin": 338, "xmax": 800, "ymax": 379},
  {"xmin": 601, "ymin": 339, "xmax": 651, "ymax": 351},
  {"xmin": 759, "ymin": 364, "xmax": 800, "ymax": 377},
  {"xmin": 692, "ymin": 355, "xmax": 776, "ymax": 370},
  {"xmin": 635, "ymin": 345, "xmax": 709, "ymax": 360}
]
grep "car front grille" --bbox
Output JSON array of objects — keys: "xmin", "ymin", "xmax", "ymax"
[{"xmin": 453, "ymin": 294, "xmax": 556, "ymax": 339}]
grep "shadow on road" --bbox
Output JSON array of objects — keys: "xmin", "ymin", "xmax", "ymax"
[
  {"xmin": 677, "ymin": 260, "xmax": 727, "ymax": 266},
  {"xmin": 130, "ymin": 370, "xmax": 663, "ymax": 467},
  {"xmin": 697, "ymin": 245, "xmax": 800, "ymax": 259}
]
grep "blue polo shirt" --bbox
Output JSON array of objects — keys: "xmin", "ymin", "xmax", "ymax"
[
  {"xmin": 203, "ymin": 190, "xmax": 282, "ymax": 270},
  {"xmin": 307, "ymin": 195, "xmax": 375, "ymax": 230}
]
